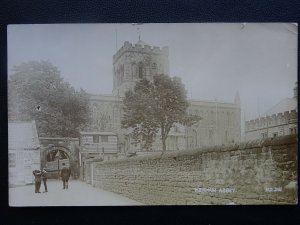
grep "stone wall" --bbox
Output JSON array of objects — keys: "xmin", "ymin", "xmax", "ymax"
[{"xmin": 86, "ymin": 135, "xmax": 297, "ymax": 205}]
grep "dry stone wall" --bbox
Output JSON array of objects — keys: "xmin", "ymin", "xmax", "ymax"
[{"xmin": 87, "ymin": 135, "xmax": 297, "ymax": 205}]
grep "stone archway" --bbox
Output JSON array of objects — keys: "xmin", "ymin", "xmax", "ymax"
[
  {"xmin": 44, "ymin": 146, "xmax": 73, "ymax": 178},
  {"xmin": 39, "ymin": 137, "xmax": 80, "ymax": 179}
]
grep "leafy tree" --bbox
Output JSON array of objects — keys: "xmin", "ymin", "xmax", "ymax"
[
  {"xmin": 8, "ymin": 61, "xmax": 90, "ymax": 137},
  {"xmin": 122, "ymin": 74, "xmax": 201, "ymax": 152},
  {"xmin": 122, "ymin": 79, "xmax": 159, "ymax": 151}
]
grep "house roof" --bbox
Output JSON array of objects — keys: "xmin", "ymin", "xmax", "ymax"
[{"xmin": 8, "ymin": 121, "xmax": 40, "ymax": 149}]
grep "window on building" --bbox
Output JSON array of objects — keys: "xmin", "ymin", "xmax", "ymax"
[
  {"xmin": 210, "ymin": 110, "xmax": 214, "ymax": 125},
  {"xmin": 93, "ymin": 135, "xmax": 99, "ymax": 143},
  {"xmin": 261, "ymin": 132, "xmax": 268, "ymax": 138},
  {"xmin": 273, "ymin": 132, "xmax": 278, "ymax": 137},
  {"xmin": 227, "ymin": 112, "xmax": 230, "ymax": 126},
  {"xmin": 83, "ymin": 136, "xmax": 91, "ymax": 144},
  {"xmin": 225, "ymin": 131, "xmax": 228, "ymax": 143},
  {"xmin": 101, "ymin": 135, "xmax": 108, "ymax": 142},
  {"xmin": 9, "ymin": 153, "xmax": 16, "ymax": 167},
  {"xmin": 132, "ymin": 63, "xmax": 137, "ymax": 78},
  {"xmin": 138, "ymin": 62, "xmax": 144, "ymax": 79},
  {"xmin": 152, "ymin": 63, "xmax": 157, "ymax": 74},
  {"xmin": 209, "ymin": 130, "xmax": 214, "ymax": 145}
]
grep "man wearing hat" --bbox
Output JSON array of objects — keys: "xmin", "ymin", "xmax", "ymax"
[
  {"xmin": 41, "ymin": 168, "xmax": 48, "ymax": 192},
  {"xmin": 32, "ymin": 169, "xmax": 42, "ymax": 193},
  {"xmin": 60, "ymin": 165, "xmax": 71, "ymax": 189}
]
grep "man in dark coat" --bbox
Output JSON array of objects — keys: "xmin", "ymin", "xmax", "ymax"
[
  {"xmin": 41, "ymin": 168, "xmax": 48, "ymax": 192},
  {"xmin": 60, "ymin": 167, "xmax": 71, "ymax": 189},
  {"xmin": 32, "ymin": 170, "xmax": 42, "ymax": 193}
]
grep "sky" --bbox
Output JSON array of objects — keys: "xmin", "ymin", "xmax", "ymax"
[{"xmin": 7, "ymin": 23, "xmax": 297, "ymax": 126}]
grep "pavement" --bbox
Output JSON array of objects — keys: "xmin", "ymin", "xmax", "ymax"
[{"xmin": 9, "ymin": 179, "xmax": 143, "ymax": 206}]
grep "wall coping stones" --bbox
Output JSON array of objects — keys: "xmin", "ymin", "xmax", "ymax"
[{"xmin": 93, "ymin": 135, "xmax": 297, "ymax": 166}]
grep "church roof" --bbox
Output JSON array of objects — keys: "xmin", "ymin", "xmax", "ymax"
[{"xmin": 264, "ymin": 97, "xmax": 297, "ymax": 116}]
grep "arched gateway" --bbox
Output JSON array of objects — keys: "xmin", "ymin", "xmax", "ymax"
[
  {"xmin": 39, "ymin": 137, "xmax": 80, "ymax": 179},
  {"xmin": 45, "ymin": 147, "xmax": 71, "ymax": 172}
]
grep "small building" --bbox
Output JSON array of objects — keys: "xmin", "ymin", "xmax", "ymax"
[
  {"xmin": 79, "ymin": 132, "xmax": 118, "ymax": 182},
  {"xmin": 80, "ymin": 131, "xmax": 118, "ymax": 160},
  {"xmin": 8, "ymin": 121, "xmax": 41, "ymax": 186}
]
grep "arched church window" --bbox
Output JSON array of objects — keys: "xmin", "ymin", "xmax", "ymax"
[
  {"xmin": 209, "ymin": 130, "xmax": 214, "ymax": 145},
  {"xmin": 132, "ymin": 63, "xmax": 137, "ymax": 78},
  {"xmin": 117, "ymin": 72, "xmax": 120, "ymax": 86},
  {"xmin": 138, "ymin": 62, "xmax": 144, "ymax": 79},
  {"xmin": 159, "ymin": 63, "xmax": 164, "ymax": 74},
  {"xmin": 210, "ymin": 110, "xmax": 214, "ymax": 125},
  {"xmin": 152, "ymin": 63, "xmax": 157, "ymax": 75},
  {"xmin": 121, "ymin": 73, "xmax": 124, "ymax": 83},
  {"xmin": 231, "ymin": 112, "xmax": 235, "ymax": 126},
  {"xmin": 193, "ymin": 129, "xmax": 197, "ymax": 147},
  {"xmin": 119, "ymin": 65, "xmax": 124, "ymax": 83},
  {"xmin": 227, "ymin": 112, "xmax": 230, "ymax": 126}
]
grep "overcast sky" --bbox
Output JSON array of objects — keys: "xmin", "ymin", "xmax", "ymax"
[{"xmin": 8, "ymin": 23, "xmax": 297, "ymax": 125}]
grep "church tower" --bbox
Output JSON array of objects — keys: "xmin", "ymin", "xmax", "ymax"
[{"xmin": 112, "ymin": 40, "xmax": 169, "ymax": 97}]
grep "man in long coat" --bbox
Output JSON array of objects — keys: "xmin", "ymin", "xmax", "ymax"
[
  {"xmin": 60, "ymin": 167, "xmax": 71, "ymax": 189},
  {"xmin": 32, "ymin": 170, "xmax": 42, "ymax": 193},
  {"xmin": 41, "ymin": 168, "xmax": 48, "ymax": 192}
]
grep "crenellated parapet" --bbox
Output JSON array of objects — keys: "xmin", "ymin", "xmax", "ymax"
[
  {"xmin": 245, "ymin": 110, "xmax": 298, "ymax": 131},
  {"xmin": 113, "ymin": 41, "xmax": 169, "ymax": 62}
]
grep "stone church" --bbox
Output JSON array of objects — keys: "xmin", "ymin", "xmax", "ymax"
[{"xmin": 83, "ymin": 40, "xmax": 241, "ymax": 154}]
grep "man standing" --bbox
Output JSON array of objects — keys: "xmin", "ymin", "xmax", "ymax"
[
  {"xmin": 32, "ymin": 170, "xmax": 42, "ymax": 193},
  {"xmin": 60, "ymin": 167, "xmax": 71, "ymax": 189},
  {"xmin": 41, "ymin": 168, "xmax": 48, "ymax": 192}
]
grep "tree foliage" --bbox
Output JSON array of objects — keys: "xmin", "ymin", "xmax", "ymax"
[
  {"xmin": 8, "ymin": 61, "xmax": 90, "ymax": 137},
  {"xmin": 122, "ymin": 79, "xmax": 159, "ymax": 151},
  {"xmin": 122, "ymin": 74, "xmax": 201, "ymax": 152}
]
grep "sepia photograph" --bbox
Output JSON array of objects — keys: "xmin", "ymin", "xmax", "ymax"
[{"xmin": 7, "ymin": 23, "xmax": 298, "ymax": 206}]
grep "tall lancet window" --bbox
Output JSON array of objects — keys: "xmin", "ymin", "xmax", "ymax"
[
  {"xmin": 138, "ymin": 62, "xmax": 144, "ymax": 79},
  {"xmin": 120, "ymin": 64, "xmax": 124, "ymax": 83},
  {"xmin": 132, "ymin": 63, "xmax": 137, "ymax": 78},
  {"xmin": 151, "ymin": 63, "xmax": 157, "ymax": 75}
]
